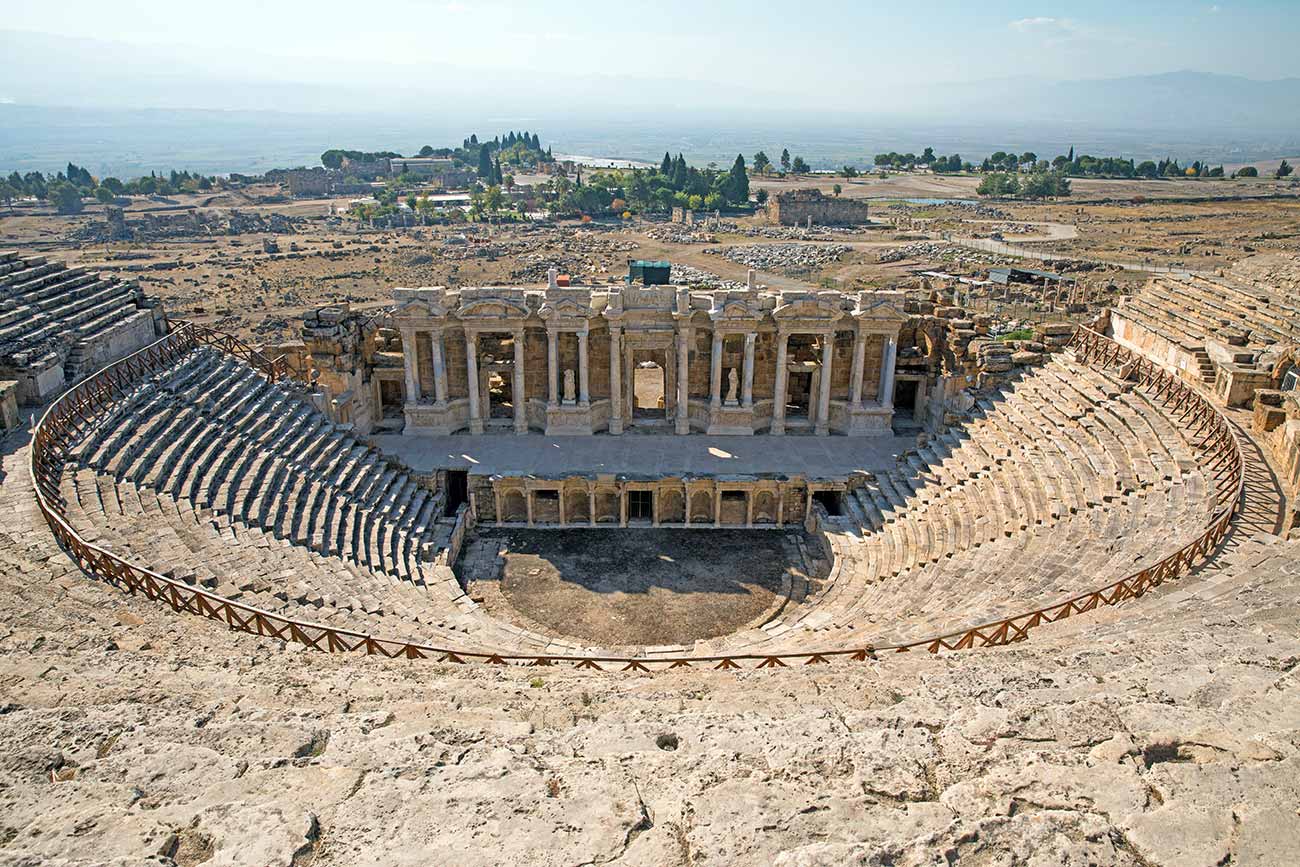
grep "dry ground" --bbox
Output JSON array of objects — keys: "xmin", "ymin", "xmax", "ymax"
[
  {"xmin": 463, "ymin": 529, "xmax": 818, "ymax": 647},
  {"xmin": 2, "ymin": 175, "xmax": 1299, "ymax": 346}
]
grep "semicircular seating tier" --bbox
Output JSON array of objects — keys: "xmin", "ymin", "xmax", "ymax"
[
  {"xmin": 57, "ymin": 347, "xmax": 565, "ymax": 655},
  {"xmin": 55, "ymin": 345, "xmax": 1222, "ymax": 660},
  {"xmin": 693, "ymin": 355, "xmax": 1220, "ymax": 657}
]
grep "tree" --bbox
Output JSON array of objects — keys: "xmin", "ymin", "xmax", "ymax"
[
  {"xmin": 94, "ymin": 187, "xmax": 115, "ymax": 204},
  {"xmin": 1235, "ymin": 166, "xmax": 1259, "ymax": 178},
  {"xmin": 724, "ymin": 154, "xmax": 749, "ymax": 204},
  {"xmin": 780, "ymin": 148, "xmax": 791, "ymax": 173},
  {"xmin": 755, "ymin": 188, "xmax": 768, "ymax": 205},
  {"xmin": 48, "ymin": 181, "xmax": 84, "ymax": 215},
  {"xmin": 1135, "ymin": 161, "xmax": 1159, "ymax": 179},
  {"xmin": 477, "ymin": 146, "xmax": 494, "ymax": 180},
  {"xmin": 977, "ymin": 172, "xmax": 1019, "ymax": 197},
  {"xmin": 1277, "ymin": 160, "xmax": 1293, "ymax": 179},
  {"xmin": 832, "ymin": 183, "xmax": 842, "ymax": 197},
  {"xmin": 1019, "ymin": 152, "xmax": 1037, "ymax": 168},
  {"xmin": 840, "ymin": 165, "xmax": 858, "ymax": 178},
  {"xmin": 0, "ymin": 180, "xmax": 16, "ymax": 212},
  {"xmin": 791, "ymin": 156, "xmax": 809, "ymax": 173},
  {"xmin": 99, "ymin": 177, "xmax": 125, "ymax": 196},
  {"xmin": 752, "ymin": 151, "xmax": 771, "ymax": 175},
  {"xmin": 660, "ymin": 152, "xmax": 673, "ymax": 175},
  {"xmin": 418, "ymin": 145, "xmax": 435, "ymax": 156}
]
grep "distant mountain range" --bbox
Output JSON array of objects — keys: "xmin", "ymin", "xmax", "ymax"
[
  {"xmin": 1, "ymin": 29, "xmax": 1298, "ymax": 176},
  {"xmin": 2, "ymin": 29, "xmax": 1296, "ymax": 136}
]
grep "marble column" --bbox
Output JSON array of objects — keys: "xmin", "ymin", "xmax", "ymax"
[
  {"xmin": 771, "ymin": 331, "xmax": 789, "ymax": 435},
  {"xmin": 465, "ymin": 331, "xmax": 482, "ymax": 434},
  {"xmin": 512, "ymin": 329, "xmax": 527, "ymax": 434},
  {"xmin": 742, "ymin": 332, "xmax": 755, "ymax": 407},
  {"xmin": 675, "ymin": 327, "xmax": 691, "ymax": 435},
  {"xmin": 879, "ymin": 334, "xmax": 898, "ymax": 408},
  {"xmin": 710, "ymin": 331, "xmax": 724, "ymax": 408},
  {"xmin": 816, "ymin": 333, "xmax": 834, "ymax": 436},
  {"xmin": 431, "ymin": 329, "xmax": 448, "ymax": 405},
  {"xmin": 546, "ymin": 329, "xmax": 558, "ymax": 407},
  {"xmin": 608, "ymin": 326, "xmax": 623, "ymax": 434},
  {"xmin": 401, "ymin": 326, "xmax": 419, "ymax": 404},
  {"xmin": 849, "ymin": 328, "xmax": 867, "ymax": 408},
  {"xmin": 577, "ymin": 330, "xmax": 590, "ymax": 405}
]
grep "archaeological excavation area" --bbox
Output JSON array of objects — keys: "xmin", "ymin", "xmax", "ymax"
[
  {"xmin": 4, "ymin": 247, "xmax": 1284, "ymax": 668},
  {"xmin": 2, "ymin": 229, "xmax": 1300, "ymax": 865}
]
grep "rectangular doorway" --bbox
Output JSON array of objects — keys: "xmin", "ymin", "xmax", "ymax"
[
  {"xmin": 627, "ymin": 490, "xmax": 653, "ymax": 522},
  {"xmin": 632, "ymin": 349, "xmax": 668, "ymax": 425}
]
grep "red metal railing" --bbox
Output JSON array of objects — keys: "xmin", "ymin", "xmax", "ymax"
[{"xmin": 28, "ymin": 324, "xmax": 1244, "ymax": 671}]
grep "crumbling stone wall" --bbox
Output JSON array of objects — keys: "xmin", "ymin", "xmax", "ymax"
[{"xmin": 768, "ymin": 189, "xmax": 870, "ymax": 227}]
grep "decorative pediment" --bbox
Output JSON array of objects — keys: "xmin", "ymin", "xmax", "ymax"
[
  {"xmin": 709, "ymin": 299, "xmax": 760, "ymax": 321},
  {"xmin": 394, "ymin": 298, "xmax": 449, "ymax": 319},
  {"xmin": 538, "ymin": 298, "xmax": 592, "ymax": 322},
  {"xmin": 772, "ymin": 298, "xmax": 843, "ymax": 322},
  {"xmin": 853, "ymin": 292, "xmax": 908, "ymax": 329},
  {"xmin": 457, "ymin": 298, "xmax": 531, "ymax": 320}
]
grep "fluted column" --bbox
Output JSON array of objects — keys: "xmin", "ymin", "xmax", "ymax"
[
  {"xmin": 675, "ymin": 326, "xmax": 691, "ymax": 435},
  {"xmin": 577, "ymin": 330, "xmax": 590, "ymax": 405},
  {"xmin": 816, "ymin": 333, "xmax": 833, "ymax": 436},
  {"xmin": 608, "ymin": 326, "xmax": 623, "ymax": 435},
  {"xmin": 465, "ymin": 331, "xmax": 482, "ymax": 434},
  {"xmin": 431, "ymin": 329, "xmax": 447, "ymax": 405},
  {"xmin": 512, "ymin": 328, "xmax": 527, "ymax": 434},
  {"xmin": 879, "ymin": 334, "xmax": 898, "ymax": 408},
  {"xmin": 710, "ymin": 331, "xmax": 724, "ymax": 408},
  {"xmin": 742, "ymin": 332, "xmax": 755, "ymax": 407},
  {"xmin": 771, "ymin": 331, "xmax": 789, "ymax": 436},
  {"xmin": 849, "ymin": 328, "xmax": 867, "ymax": 408},
  {"xmin": 401, "ymin": 326, "xmax": 419, "ymax": 404},
  {"xmin": 546, "ymin": 329, "xmax": 558, "ymax": 407}
]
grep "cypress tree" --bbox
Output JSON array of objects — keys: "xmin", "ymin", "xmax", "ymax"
[{"xmin": 660, "ymin": 152, "xmax": 673, "ymax": 175}]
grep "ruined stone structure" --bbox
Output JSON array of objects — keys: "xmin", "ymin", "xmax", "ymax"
[
  {"xmin": 1109, "ymin": 253, "xmax": 1300, "ymax": 407},
  {"xmin": 386, "ymin": 273, "xmax": 906, "ymax": 437},
  {"xmin": 767, "ymin": 188, "xmax": 871, "ymax": 226},
  {"xmin": 0, "ymin": 250, "xmax": 167, "ymax": 404}
]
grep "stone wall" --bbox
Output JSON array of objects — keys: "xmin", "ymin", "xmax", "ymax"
[{"xmin": 768, "ymin": 189, "xmax": 870, "ymax": 226}]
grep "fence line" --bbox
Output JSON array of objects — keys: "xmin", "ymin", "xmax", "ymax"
[
  {"xmin": 945, "ymin": 234, "xmax": 1213, "ymax": 277},
  {"xmin": 27, "ymin": 323, "xmax": 1244, "ymax": 672}
]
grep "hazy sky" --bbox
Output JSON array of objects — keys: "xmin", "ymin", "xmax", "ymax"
[{"xmin": 6, "ymin": 0, "xmax": 1299, "ymax": 96}]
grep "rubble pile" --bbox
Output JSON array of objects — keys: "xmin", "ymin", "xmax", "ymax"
[
  {"xmin": 667, "ymin": 264, "xmax": 749, "ymax": 290},
  {"xmin": 72, "ymin": 209, "xmax": 309, "ymax": 243},
  {"xmin": 704, "ymin": 243, "xmax": 851, "ymax": 273},
  {"xmin": 642, "ymin": 225, "xmax": 717, "ymax": 244}
]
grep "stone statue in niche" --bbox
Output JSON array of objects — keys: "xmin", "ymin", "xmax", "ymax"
[
  {"xmin": 725, "ymin": 368, "xmax": 739, "ymax": 404},
  {"xmin": 563, "ymin": 368, "xmax": 576, "ymax": 403}
]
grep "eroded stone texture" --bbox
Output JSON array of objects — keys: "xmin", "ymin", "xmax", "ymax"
[{"xmin": 3, "ymin": 421, "xmax": 1300, "ymax": 864}]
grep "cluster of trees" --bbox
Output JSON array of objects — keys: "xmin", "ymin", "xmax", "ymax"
[
  {"xmin": 319, "ymin": 149, "xmax": 401, "ymax": 169},
  {"xmin": 460, "ymin": 131, "xmax": 552, "ymax": 180},
  {"xmin": 535, "ymin": 152, "xmax": 752, "ymax": 218},
  {"xmin": 976, "ymin": 171, "xmax": 1072, "ymax": 199},
  {"xmin": 0, "ymin": 164, "xmax": 220, "ymax": 215},
  {"xmin": 750, "ymin": 148, "xmax": 810, "ymax": 175}
]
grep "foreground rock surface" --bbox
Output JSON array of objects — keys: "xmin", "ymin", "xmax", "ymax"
[{"xmin": 2, "ymin": 432, "xmax": 1300, "ymax": 865}]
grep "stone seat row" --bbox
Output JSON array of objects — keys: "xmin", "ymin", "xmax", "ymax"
[
  {"xmin": 1133, "ymin": 273, "xmax": 1300, "ymax": 346},
  {"xmin": 67, "ymin": 349, "xmax": 451, "ymax": 588},
  {"xmin": 674, "ymin": 355, "xmax": 1218, "ymax": 658},
  {"xmin": 59, "ymin": 466, "xmax": 559, "ymax": 655}
]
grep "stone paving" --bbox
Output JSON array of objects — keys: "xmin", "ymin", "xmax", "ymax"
[{"xmin": 371, "ymin": 430, "xmax": 915, "ymax": 480}]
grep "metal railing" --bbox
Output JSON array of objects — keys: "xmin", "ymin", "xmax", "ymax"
[{"xmin": 28, "ymin": 323, "xmax": 1244, "ymax": 671}]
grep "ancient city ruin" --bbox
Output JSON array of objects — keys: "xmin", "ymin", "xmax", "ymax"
[{"xmin": 4, "ymin": 108, "xmax": 1300, "ymax": 864}]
